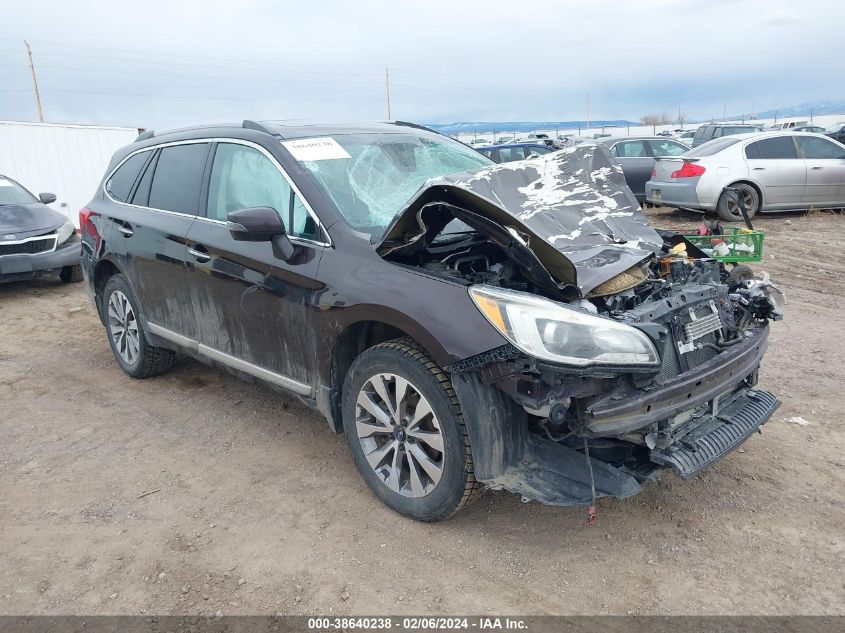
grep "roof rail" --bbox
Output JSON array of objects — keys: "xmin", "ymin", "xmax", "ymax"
[
  {"xmin": 394, "ymin": 120, "xmax": 444, "ymax": 137},
  {"xmin": 135, "ymin": 129, "xmax": 155, "ymax": 142},
  {"xmin": 242, "ymin": 120, "xmax": 280, "ymax": 136}
]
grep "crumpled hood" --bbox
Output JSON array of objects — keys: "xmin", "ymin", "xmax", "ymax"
[
  {"xmin": 377, "ymin": 143, "xmax": 663, "ymax": 296},
  {"xmin": 0, "ymin": 203, "xmax": 66, "ymax": 240}
]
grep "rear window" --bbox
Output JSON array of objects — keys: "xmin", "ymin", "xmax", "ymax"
[
  {"xmin": 720, "ymin": 126, "xmax": 758, "ymax": 136},
  {"xmin": 686, "ymin": 137, "xmax": 741, "ymax": 157},
  {"xmin": 693, "ymin": 126, "xmax": 708, "ymax": 140},
  {"xmin": 148, "ymin": 143, "xmax": 210, "ymax": 215},
  {"xmin": 106, "ymin": 151, "xmax": 150, "ymax": 203},
  {"xmin": 745, "ymin": 137, "xmax": 798, "ymax": 160}
]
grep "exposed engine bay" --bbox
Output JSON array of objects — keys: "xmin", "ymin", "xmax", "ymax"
[{"xmin": 377, "ymin": 144, "xmax": 784, "ymax": 506}]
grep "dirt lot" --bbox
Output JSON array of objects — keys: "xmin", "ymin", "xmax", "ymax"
[{"xmin": 1, "ymin": 209, "xmax": 843, "ymax": 616}]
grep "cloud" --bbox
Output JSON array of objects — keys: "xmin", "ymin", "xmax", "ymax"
[{"xmin": 0, "ymin": 0, "xmax": 839, "ymax": 128}]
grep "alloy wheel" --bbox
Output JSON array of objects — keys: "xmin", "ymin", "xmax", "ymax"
[
  {"xmin": 355, "ymin": 372, "xmax": 445, "ymax": 498},
  {"xmin": 107, "ymin": 290, "xmax": 140, "ymax": 366}
]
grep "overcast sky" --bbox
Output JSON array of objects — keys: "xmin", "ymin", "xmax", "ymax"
[{"xmin": 0, "ymin": 0, "xmax": 840, "ymax": 130}]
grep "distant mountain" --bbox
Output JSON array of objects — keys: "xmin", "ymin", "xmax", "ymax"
[
  {"xmin": 426, "ymin": 120, "xmax": 637, "ymax": 135},
  {"xmin": 728, "ymin": 100, "xmax": 845, "ymax": 121}
]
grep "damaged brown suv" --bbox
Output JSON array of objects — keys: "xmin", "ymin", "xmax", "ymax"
[{"xmin": 80, "ymin": 121, "xmax": 784, "ymax": 521}]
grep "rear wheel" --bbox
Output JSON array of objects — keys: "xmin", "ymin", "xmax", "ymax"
[
  {"xmin": 717, "ymin": 183, "xmax": 759, "ymax": 222},
  {"xmin": 59, "ymin": 265, "xmax": 83, "ymax": 283},
  {"xmin": 102, "ymin": 274, "xmax": 175, "ymax": 378},
  {"xmin": 341, "ymin": 339, "xmax": 482, "ymax": 521}
]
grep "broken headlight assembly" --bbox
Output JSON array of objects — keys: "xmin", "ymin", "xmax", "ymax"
[{"xmin": 469, "ymin": 285, "xmax": 659, "ymax": 367}]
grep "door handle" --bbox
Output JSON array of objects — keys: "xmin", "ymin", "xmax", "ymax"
[
  {"xmin": 810, "ymin": 166, "xmax": 824, "ymax": 170},
  {"xmin": 188, "ymin": 247, "xmax": 211, "ymax": 263},
  {"xmin": 118, "ymin": 225, "xmax": 134, "ymax": 237},
  {"xmin": 752, "ymin": 167, "xmax": 766, "ymax": 171}
]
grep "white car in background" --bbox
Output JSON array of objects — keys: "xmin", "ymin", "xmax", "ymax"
[{"xmin": 645, "ymin": 132, "xmax": 845, "ymax": 221}]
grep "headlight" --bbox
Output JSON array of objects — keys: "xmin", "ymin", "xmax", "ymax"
[
  {"xmin": 56, "ymin": 219, "xmax": 75, "ymax": 245},
  {"xmin": 469, "ymin": 285, "xmax": 659, "ymax": 367}
]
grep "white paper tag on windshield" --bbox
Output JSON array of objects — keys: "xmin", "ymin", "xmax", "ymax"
[
  {"xmin": 281, "ymin": 137, "xmax": 351, "ymax": 161},
  {"xmin": 0, "ymin": 179, "xmax": 13, "ymax": 187}
]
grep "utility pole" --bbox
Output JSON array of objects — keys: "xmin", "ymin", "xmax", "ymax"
[
  {"xmin": 24, "ymin": 40, "xmax": 44, "ymax": 123},
  {"xmin": 384, "ymin": 67, "xmax": 392, "ymax": 120},
  {"xmin": 722, "ymin": 102, "xmax": 726, "ymax": 120},
  {"xmin": 586, "ymin": 91, "xmax": 591, "ymax": 130}
]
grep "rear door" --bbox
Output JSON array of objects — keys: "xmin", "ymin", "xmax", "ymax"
[
  {"xmin": 609, "ymin": 140, "xmax": 652, "ymax": 197},
  {"xmin": 795, "ymin": 135, "xmax": 845, "ymax": 205},
  {"xmin": 185, "ymin": 140, "xmax": 327, "ymax": 389},
  {"xmin": 743, "ymin": 136, "xmax": 806, "ymax": 207},
  {"xmin": 104, "ymin": 142, "xmax": 208, "ymax": 339}
]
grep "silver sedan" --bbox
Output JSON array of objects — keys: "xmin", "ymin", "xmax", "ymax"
[{"xmin": 645, "ymin": 131, "xmax": 845, "ymax": 221}]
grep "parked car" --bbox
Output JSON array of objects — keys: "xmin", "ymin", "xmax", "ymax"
[
  {"xmin": 81, "ymin": 120, "xmax": 783, "ymax": 521},
  {"xmin": 691, "ymin": 124, "xmax": 762, "ymax": 147},
  {"xmin": 769, "ymin": 121, "xmax": 808, "ymax": 130},
  {"xmin": 597, "ymin": 136, "xmax": 689, "ymax": 201},
  {"xmin": 646, "ymin": 132, "xmax": 845, "ymax": 221},
  {"xmin": 495, "ymin": 136, "xmax": 513, "ymax": 144},
  {"xmin": 467, "ymin": 138, "xmax": 490, "ymax": 146},
  {"xmin": 476, "ymin": 143, "xmax": 555, "ymax": 162},
  {"xmin": 676, "ymin": 130, "xmax": 697, "ymax": 145},
  {"xmin": 792, "ymin": 125, "xmax": 826, "ymax": 134},
  {"xmin": 0, "ymin": 174, "xmax": 82, "ymax": 284},
  {"xmin": 825, "ymin": 122, "xmax": 845, "ymax": 144}
]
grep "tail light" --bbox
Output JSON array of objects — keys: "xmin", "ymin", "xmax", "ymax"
[
  {"xmin": 79, "ymin": 207, "xmax": 94, "ymax": 232},
  {"xmin": 671, "ymin": 162, "xmax": 706, "ymax": 179},
  {"xmin": 651, "ymin": 167, "xmax": 657, "ymax": 178}
]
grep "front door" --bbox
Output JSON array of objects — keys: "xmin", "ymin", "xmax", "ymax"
[
  {"xmin": 610, "ymin": 139, "xmax": 653, "ymax": 198},
  {"xmin": 185, "ymin": 140, "xmax": 328, "ymax": 391},
  {"xmin": 796, "ymin": 135, "xmax": 845, "ymax": 205}
]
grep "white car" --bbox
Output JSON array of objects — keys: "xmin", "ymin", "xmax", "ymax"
[{"xmin": 645, "ymin": 131, "xmax": 845, "ymax": 220}]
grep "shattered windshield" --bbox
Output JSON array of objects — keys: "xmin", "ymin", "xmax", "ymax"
[{"xmin": 288, "ymin": 132, "xmax": 492, "ymax": 237}]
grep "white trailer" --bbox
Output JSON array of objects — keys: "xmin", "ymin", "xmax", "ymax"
[{"xmin": 0, "ymin": 120, "xmax": 139, "ymax": 227}]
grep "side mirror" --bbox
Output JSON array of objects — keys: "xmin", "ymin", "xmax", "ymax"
[
  {"xmin": 227, "ymin": 207, "xmax": 284, "ymax": 242},
  {"xmin": 226, "ymin": 206, "xmax": 295, "ymax": 261},
  {"xmin": 39, "ymin": 193, "xmax": 57, "ymax": 204}
]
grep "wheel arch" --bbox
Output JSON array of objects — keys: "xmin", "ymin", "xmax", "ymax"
[
  {"xmin": 723, "ymin": 179, "xmax": 764, "ymax": 209},
  {"xmin": 322, "ymin": 318, "xmax": 446, "ymax": 433},
  {"xmin": 92, "ymin": 257, "xmax": 124, "ymax": 324}
]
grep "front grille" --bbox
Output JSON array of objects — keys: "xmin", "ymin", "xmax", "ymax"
[{"xmin": 0, "ymin": 236, "xmax": 56, "ymax": 256}]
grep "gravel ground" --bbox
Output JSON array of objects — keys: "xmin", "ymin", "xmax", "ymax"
[{"xmin": 0, "ymin": 208, "xmax": 843, "ymax": 616}]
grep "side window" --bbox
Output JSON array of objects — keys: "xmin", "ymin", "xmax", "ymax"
[
  {"xmin": 148, "ymin": 143, "xmax": 209, "ymax": 214},
  {"xmin": 527, "ymin": 146, "xmax": 552, "ymax": 157},
  {"xmin": 648, "ymin": 140, "xmax": 687, "ymax": 157},
  {"xmin": 745, "ymin": 142, "xmax": 761, "ymax": 160},
  {"xmin": 613, "ymin": 141, "xmax": 647, "ymax": 157},
  {"xmin": 106, "ymin": 151, "xmax": 150, "ymax": 202},
  {"xmin": 693, "ymin": 127, "xmax": 706, "ymax": 140},
  {"xmin": 207, "ymin": 143, "xmax": 320, "ymax": 240},
  {"xmin": 131, "ymin": 150, "xmax": 159, "ymax": 207},
  {"xmin": 752, "ymin": 136, "xmax": 799, "ymax": 159},
  {"xmin": 797, "ymin": 136, "xmax": 845, "ymax": 159}
]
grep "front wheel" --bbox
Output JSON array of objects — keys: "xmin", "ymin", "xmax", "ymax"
[
  {"xmin": 717, "ymin": 184, "xmax": 759, "ymax": 222},
  {"xmin": 341, "ymin": 339, "xmax": 482, "ymax": 521}
]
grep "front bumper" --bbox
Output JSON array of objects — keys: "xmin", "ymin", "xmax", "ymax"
[
  {"xmin": 0, "ymin": 237, "xmax": 81, "ymax": 283},
  {"xmin": 585, "ymin": 325, "xmax": 770, "ymax": 435}
]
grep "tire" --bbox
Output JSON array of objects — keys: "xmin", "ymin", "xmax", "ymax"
[
  {"xmin": 717, "ymin": 183, "xmax": 759, "ymax": 222},
  {"xmin": 102, "ymin": 274, "xmax": 176, "ymax": 379},
  {"xmin": 341, "ymin": 338, "xmax": 482, "ymax": 521},
  {"xmin": 59, "ymin": 264, "xmax": 83, "ymax": 283}
]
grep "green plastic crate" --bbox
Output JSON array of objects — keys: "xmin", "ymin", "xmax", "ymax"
[{"xmin": 683, "ymin": 227, "xmax": 764, "ymax": 263}]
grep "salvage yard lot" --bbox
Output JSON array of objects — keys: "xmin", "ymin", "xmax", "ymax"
[{"xmin": 1, "ymin": 209, "xmax": 843, "ymax": 616}]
